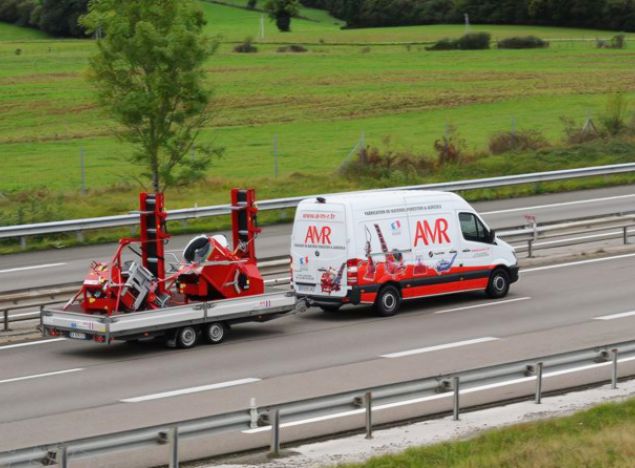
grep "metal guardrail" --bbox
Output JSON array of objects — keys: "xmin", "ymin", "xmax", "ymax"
[
  {"xmin": 2, "ymin": 163, "xmax": 635, "ymax": 247},
  {"xmin": 2, "ymin": 338, "xmax": 634, "ymax": 467}
]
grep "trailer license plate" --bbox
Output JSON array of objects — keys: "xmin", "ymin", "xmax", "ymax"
[{"xmin": 69, "ymin": 332, "xmax": 87, "ymax": 340}]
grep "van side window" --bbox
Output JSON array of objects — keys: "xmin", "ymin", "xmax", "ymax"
[{"xmin": 459, "ymin": 212, "xmax": 489, "ymax": 243}]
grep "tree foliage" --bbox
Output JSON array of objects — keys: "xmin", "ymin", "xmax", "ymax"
[
  {"xmin": 81, "ymin": 0, "xmax": 222, "ymax": 191},
  {"xmin": 300, "ymin": 0, "xmax": 635, "ymax": 31},
  {"xmin": 264, "ymin": 0, "xmax": 300, "ymax": 32}
]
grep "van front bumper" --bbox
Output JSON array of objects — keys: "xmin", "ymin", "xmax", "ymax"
[{"xmin": 510, "ymin": 265, "xmax": 520, "ymax": 283}]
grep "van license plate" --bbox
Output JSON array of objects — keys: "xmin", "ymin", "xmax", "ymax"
[
  {"xmin": 69, "ymin": 332, "xmax": 87, "ymax": 340},
  {"xmin": 296, "ymin": 284, "xmax": 314, "ymax": 292}
]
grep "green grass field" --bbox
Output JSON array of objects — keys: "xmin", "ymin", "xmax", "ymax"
[
  {"xmin": 339, "ymin": 397, "xmax": 635, "ymax": 468},
  {"xmin": 0, "ymin": 1, "xmax": 634, "ymax": 222},
  {"xmin": 0, "ymin": 22, "xmax": 48, "ymax": 40}
]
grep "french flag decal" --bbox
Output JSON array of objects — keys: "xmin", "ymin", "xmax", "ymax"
[
  {"xmin": 391, "ymin": 220, "xmax": 401, "ymax": 230},
  {"xmin": 299, "ymin": 256, "xmax": 309, "ymax": 265}
]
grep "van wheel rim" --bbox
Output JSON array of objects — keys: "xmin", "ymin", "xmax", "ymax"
[
  {"xmin": 181, "ymin": 328, "xmax": 196, "ymax": 345},
  {"xmin": 209, "ymin": 324, "xmax": 223, "ymax": 341},
  {"xmin": 494, "ymin": 275, "xmax": 506, "ymax": 291}
]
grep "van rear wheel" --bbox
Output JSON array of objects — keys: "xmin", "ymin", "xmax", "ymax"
[
  {"xmin": 486, "ymin": 268, "xmax": 510, "ymax": 298},
  {"xmin": 374, "ymin": 285, "xmax": 401, "ymax": 317},
  {"xmin": 318, "ymin": 304, "xmax": 341, "ymax": 313}
]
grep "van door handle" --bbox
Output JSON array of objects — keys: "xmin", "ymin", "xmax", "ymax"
[
  {"xmin": 449, "ymin": 249, "xmax": 457, "ymax": 254},
  {"xmin": 462, "ymin": 249, "xmax": 471, "ymax": 253}
]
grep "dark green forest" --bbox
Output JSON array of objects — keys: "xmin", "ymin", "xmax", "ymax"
[
  {"xmin": 301, "ymin": 0, "xmax": 635, "ymax": 31},
  {"xmin": 0, "ymin": 0, "xmax": 88, "ymax": 37}
]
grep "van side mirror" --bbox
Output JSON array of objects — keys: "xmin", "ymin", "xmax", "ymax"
[{"xmin": 488, "ymin": 230, "xmax": 497, "ymax": 244}]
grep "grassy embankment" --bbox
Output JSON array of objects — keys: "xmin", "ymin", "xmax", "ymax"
[
  {"xmin": 338, "ymin": 397, "xmax": 635, "ymax": 468},
  {"xmin": 0, "ymin": 1, "xmax": 634, "ymax": 251}
]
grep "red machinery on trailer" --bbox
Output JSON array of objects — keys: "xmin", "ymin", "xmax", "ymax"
[{"xmin": 44, "ymin": 189, "xmax": 298, "ymax": 349}]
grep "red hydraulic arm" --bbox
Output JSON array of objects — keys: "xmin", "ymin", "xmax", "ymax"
[
  {"xmin": 139, "ymin": 192, "xmax": 169, "ymax": 295},
  {"xmin": 231, "ymin": 188, "xmax": 261, "ymax": 260}
]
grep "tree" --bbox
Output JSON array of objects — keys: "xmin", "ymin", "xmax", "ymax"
[
  {"xmin": 81, "ymin": 0, "xmax": 221, "ymax": 192},
  {"xmin": 39, "ymin": 0, "xmax": 89, "ymax": 37},
  {"xmin": 264, "ymin": 0, "xmax": 299, "ymax": 32}
]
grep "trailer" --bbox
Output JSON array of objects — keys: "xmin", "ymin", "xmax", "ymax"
[
  {"xmin": 42, "ymin": 290, "xmax": 301, "ymax": 348},
  {"xmin": 40, "ymin": 188, "xmax": 303, "ymax": 349}
]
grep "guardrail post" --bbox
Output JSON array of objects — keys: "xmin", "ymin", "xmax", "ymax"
[
  {"xmin": 58, "ymin": 445, "xmax": 68, "ymax": 468},
  {"xmin": 452, "ymin": 376, "xmax": 460, "ymax": 421},
  {"xmin": 611, "ymin": 348, "xmax": 619, "ymax": 390},
  {"xmin": 527, "ymin": 239, "xmax": 533, "ymax": 258},
  {"xmin": 364, "ymin": 391, "xmax": 373, "ymax": 439},
  {"xmin": 76, "ymin": 230, "xmax": 84, "ymax": 243},
  {"xmin": 164, "ymin": 426, "xmax": 179, "ymax": 468},
  {"xmin": 624, "ymin": 226, "xmax": 629, "ymax": 245},
  {"xmin": 535, "ymin": 362, "xmax": 543, "ymax": 404},
  {"xmin": 3, "ymin": 310, "xmax": 9, "ymax": 332},
  {"xmin": 250, "ymin": 398, "xmax": 258, "ymax": 429},
  {"xmin": 270, "ymin": 409, "xmax": 281, "ymax": 457},
  {"xmin": 20, "ymin": 236, "xmax": 26, "ymax": 250}
]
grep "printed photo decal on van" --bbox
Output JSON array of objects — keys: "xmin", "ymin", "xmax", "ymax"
[{"xmin": 319, "ymin": 263, "xmax": 346, "ymax": 294}]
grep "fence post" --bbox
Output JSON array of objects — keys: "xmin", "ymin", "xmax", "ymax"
[
  {"xmin": 270, "ymin": 409, "xmax": 281, "ymax": 457},
  {"xmin": 453, "ymin": 376, "xmax": 460, "ymax": 421},
  {"xmin": 168, "ymin": 427, "xmax": 179, "ymax": 468},
  {"xmin": 535, "ymin": 362, "xmax": 543, "ymax": 404},
  {"xmin": 364, "ymin": 391, "xmax": 373, "ymax": 439},
  {"xmin": 611, "ymin": 348, "xmax": 619, "ymax": 390},
  {"xmin": 3, "ymin": 310, "xmax": 9, "ymax": 332}
]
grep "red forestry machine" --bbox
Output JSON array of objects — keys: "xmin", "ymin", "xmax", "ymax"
[{"xmin": 68, "ymin": 189, "xmax": 264, "ymax": 315}]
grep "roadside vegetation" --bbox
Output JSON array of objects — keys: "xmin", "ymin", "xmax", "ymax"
[{"xmin": 337, "ymin": 397, "xmax": 635, "ymax": 468}]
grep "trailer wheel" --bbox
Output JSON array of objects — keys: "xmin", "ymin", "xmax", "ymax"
[
  {"xmin": 374, "ymin": 285, "xmax": 401, "ymax": 317},
  {"xmin": 204, "ymin": 322, "xmax": 227, "ymax": 345},
  {"xmin": 486, "ymin": 268, "xmax": 510, "ymax": 299},
  {"xmin": 176, "ymin": 326, "xmax": 198, "ymax": 349}
]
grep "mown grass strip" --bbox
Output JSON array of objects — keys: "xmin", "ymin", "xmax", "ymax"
[{"xmin": 337, "ymin": 397, "xmax": 635, "ymax": 468}]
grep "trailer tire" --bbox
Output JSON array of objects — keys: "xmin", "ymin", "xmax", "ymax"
[
  {"xmin": 176, "ymin": 326, "xmax": 198, "ymax": 349},
  {"xmin": 486, "ymin": 268, "xmax": 510, "ymax": 299},
  {"xmin": 374, "ymin": 285, "xmax": 401, "ymax": 317},
  {"xmin": 204, "ymin": 322, "xmax": 227, "ymax": 345}
]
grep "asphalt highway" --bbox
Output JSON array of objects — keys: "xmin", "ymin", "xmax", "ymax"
[
  {"xmin": 1, "ymin": 185, "xmax": 634, "ymax": 293},
  {"xmin": 0, "ymin": 252, "xmax": 633, "ymax": 463}
]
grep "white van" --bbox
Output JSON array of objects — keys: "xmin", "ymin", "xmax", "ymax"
[{"xmin": 291, "ymin": 191, "xmax": 519, "ymax": 316}]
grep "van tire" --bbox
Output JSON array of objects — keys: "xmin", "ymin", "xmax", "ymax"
[
  {"xmin": 176, "ymin": 326, "xmax": 198, "ymax": 349},
  {"xmin": 319, "ymin": 304, "xmax": 341, "ymax": 313},
  {"xmin": 204, "ymin": 322, "xmax": 227, "ymax": 345},
  {"xmin": 374, "ymin": 285, "xmax": 401, "ymax": 317},
  {"xmin": 486, "ymin": 268, "xmax": 510, "ymax": 298}
]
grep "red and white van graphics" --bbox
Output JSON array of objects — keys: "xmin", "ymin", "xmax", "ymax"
[{"xmin": 291, "ymin": 191, "xmax": 519, "ymax": 316}]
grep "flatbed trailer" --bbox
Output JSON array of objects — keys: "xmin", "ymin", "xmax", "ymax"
[{"xmin": 42, "ymin": 290, "xmax": 301, "ymax": 348}]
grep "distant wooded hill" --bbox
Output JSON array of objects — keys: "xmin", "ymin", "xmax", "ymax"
[{"xmin": 301, "ymin": 0, "xmax": 635, "ymax": 31}]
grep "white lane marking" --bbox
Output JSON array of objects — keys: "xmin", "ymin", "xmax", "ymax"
[
  {"xmin": 243, "ymin": 356, "xmax": 635, "ymax": 434},
  {"xmin": 522, "ymin": 253, "xmax": 635, "ymax": 274},
  {"xmin": 381, "ymin": 337, "xmax": 499, "ymax": 359},
  {"xmin": 0, "ymin": 262, "xmax": 67, "ymax": 274},
  {"xmin": 435, "ymin": 297, "xmax": 531, "ymax": 315},
  {"xmin": 594, "ymin": 310, "xmax": 635, "ymax": 321},
  {"xmin": 481, "ymin": 194, "xmax": 635, "ymax": 216},
  {"xmin": 121, "ymin": 378, "xmax": 261, "ymax": 403},
  {"xmin": 0, "ymin": 338, "xmax": 66, "ymax": 350},
  {"xmin": 0, "ymin": 368, "xmax": 83, "ymax": 385}
]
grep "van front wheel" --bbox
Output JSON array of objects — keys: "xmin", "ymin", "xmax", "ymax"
[
  {"xmin": 487, "ymin": 268, "xmax": 510, "ymax": 298},
  {"xmin": 374, "ymin": 285, "xmax": 401, "ymax": 317}
]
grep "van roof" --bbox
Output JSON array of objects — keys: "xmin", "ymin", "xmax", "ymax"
[{"xmin": 300, "ymin": 190, "xmax": 468, "ymax": 208}]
